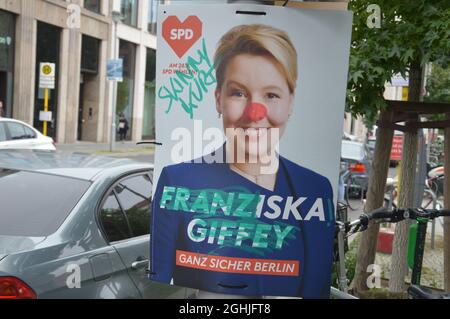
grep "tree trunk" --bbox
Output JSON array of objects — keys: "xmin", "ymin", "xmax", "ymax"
[
  {"xmin": 444, "ymin": 113, "xmax": 450, "ymax": 292},
  {"xmin": 389, "ymin": 63, "xmax": 423, "ymax": 293},
  {"xmin": 353, "ymin": 110, "xmax": 394, "ymax": 294},
  {"xmin": 389, "ymin": 130, "xmax": 418, "ymax": 292}
]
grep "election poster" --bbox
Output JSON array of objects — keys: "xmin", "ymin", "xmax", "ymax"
[{"xmin": 150, "ymin": 3, "xmax": 353, "ymax": 298}]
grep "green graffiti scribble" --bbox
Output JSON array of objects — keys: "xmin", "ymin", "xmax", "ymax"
[{"xmin": 158, "ymin": 38, "xmax": 217, "ymax": 119}]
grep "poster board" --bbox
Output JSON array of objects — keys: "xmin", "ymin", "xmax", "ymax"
[{"xmin": 150, "ymin": 3, "xmax": 353, "ymax": 298}]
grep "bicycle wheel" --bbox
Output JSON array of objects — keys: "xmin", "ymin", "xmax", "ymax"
[
  {"xmin": 421, "ymin": 190, "xmax": 435, "ymax": 210},
  {"xmin": 336, "ymin": 200, "xmax": 348, "ymax": 223},
  {"xmin": 345, "ymin": 175, "xmax": 365, "ymax": 211}
]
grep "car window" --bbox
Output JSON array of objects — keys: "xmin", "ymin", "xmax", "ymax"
[
  {"xmin": 0, "ymin": 123, "xmax": 6, "ymax": 142},
  {"xmin": 365, "ymin": 145, "xmax": 372, "ymax": 160},
  {"xmin": 99, "ymin": 193, "xmax": 132, "ymax": 242},
  {"xmin": 24, "ymin": 126, "xmax": 37, "ymax": 139},
  {"xmin": 341, "ymin": 142, "xmax": 364, "ymax": 161},
  {"xmin": 0, "ymin": 170, "xmax": 91, "ymax": 237},
  {"xmin": 6, "ymin": 122, "xmax": 30, "ymax": 140},
  {"xmin": 115, "ymin": 174, "xmax": 152, "ymax": 237}
]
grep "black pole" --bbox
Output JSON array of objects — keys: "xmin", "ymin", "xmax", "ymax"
[{"xmin": 411, "ymin": 219, "xmax": 428, "ymax": 285}]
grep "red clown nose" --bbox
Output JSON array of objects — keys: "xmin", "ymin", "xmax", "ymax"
[{"xmin": 244, "ymin": 103, "xmax": 268, "ymax": 122}]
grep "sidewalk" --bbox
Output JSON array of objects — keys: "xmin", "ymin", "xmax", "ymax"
[
  {"xmin": 375, "ymin": 232, "xmax": 446, "ymax": 290},
  {"xmin": 56, "ymin": 141, "xmax": 155, "ymax": 157}
]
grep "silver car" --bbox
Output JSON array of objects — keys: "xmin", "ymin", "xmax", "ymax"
[
  {"xmin": 341, "ymin": 140, "xmax": 372, "ymax": 196},
  {"xmin": 0, "ymin": 150, "xmax": 192, "ymax": 299}
]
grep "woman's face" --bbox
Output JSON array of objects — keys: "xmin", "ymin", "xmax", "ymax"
[{"xmin": 215, "ymin": 53, "xmax": 294, "ymax": 163}]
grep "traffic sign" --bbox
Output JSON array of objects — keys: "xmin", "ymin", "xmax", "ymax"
[
  {"xmin": 107, "ymin": 59, "xmax": 123, "ymax": 82},
  {"xmin": 391, "ymin": 135, "xmax": 403, "ymax": 161},
  {"xmin": 39, "ymin": 111, "xmax": 52, "ymax": 122},
  {"xmin": 39, "ymin": 62, "xmax": 56, "ymax": 89}
]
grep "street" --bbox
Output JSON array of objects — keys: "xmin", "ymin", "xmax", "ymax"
[{"xmin": 57, "ymin": 141, "xmax": 155, "ymax": 164}]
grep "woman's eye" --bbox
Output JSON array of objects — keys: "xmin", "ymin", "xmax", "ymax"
[
  {"xmin": 231, "ymin": 91, "xmax": 246, "ymax": 98},
  {"xmin": 267, "ymin": 93, "xmax": 280, "ymax": 99}
]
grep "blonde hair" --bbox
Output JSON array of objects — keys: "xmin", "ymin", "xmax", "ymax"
[{"xmin": 214, "ymin": 24, "xmax": 298, "ymax": 93}]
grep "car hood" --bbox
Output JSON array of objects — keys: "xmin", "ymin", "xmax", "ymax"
[{"xmin": 0, "ymin": 235, "xmax": 46, "ymax": 260}]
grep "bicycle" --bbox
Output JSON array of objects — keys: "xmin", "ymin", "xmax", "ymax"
[
  {"xmin": 340, "ymin": 162, "xmax": 365, "ymax": 211},
  {"xmin": 332, "ymin": 206, "xmax": 450, "ymax": 299}
]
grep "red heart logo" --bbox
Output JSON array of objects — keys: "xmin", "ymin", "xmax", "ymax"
[{"xmin": 162, "ymin": 16, "xmax": 203, "ymax": 59}]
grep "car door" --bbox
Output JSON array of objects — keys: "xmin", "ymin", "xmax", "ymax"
[
  {"xmin": 364, "ymin": 144, "xmax": 372, "ymax": 176},
  {"xmin": 99, "ymin": 172, "xmax": 186, "ymax": 299}
]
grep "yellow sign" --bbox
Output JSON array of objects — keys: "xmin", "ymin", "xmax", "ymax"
[
  {"xmin": 42, "ymin": 65, "xmax": 52, "ymax": 75},
  {"xmin": 39, "ymin": 62, "xmax": 56, "ymax": 89},
  {"xmin": 402, "ymin": 87, "xmax": 409, "ymax": 101}
]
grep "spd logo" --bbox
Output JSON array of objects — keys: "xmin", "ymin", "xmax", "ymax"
[{"xmin": 162, "ymin": 16, "xmax": 202, "ymax": 58}]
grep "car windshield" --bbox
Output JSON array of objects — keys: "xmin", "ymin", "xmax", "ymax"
[
  {"xmin": 0, "ymin": 169, "xmax": 91, "ymax": 236},
  {"xmin": 341, "ymin": 142, "xmax": 364, "ymax": 160}
]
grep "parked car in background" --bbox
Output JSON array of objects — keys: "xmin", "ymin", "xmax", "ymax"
[
  {"xmin": 341, "ymin": 140, "xmax": 372, "ymax": 197},
  {"xmin": 343, "ymin": 131, "xmax": 358, "ymax": 141},
  {"xmin": 367, "ymin": 137, "xmax": 376, "ymax": 156},
  {"xmin": 0, "ymin": 118, "xmax": 55, "ymax": 151},
  {"xmin": 0, "ymin": 150, "xmax": 192, "ymax": 299},
  {"xmin": 365, "ymin": 136, "xmax": 399, "ymax": 167}
]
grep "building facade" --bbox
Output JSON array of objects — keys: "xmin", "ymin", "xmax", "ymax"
[
  {"xmin": 0, "ymin": 0, "xmax": 159, "ymax": 143},
  {"xmin": 113, "ymin": 0, "xmax": 158, "ymax": 142},
  {"xmin": 1, "ymin": 0, "xmax": 353, "ymax": 144}
]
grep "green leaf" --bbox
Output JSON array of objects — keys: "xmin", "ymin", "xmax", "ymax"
[{"xmin": 346, "ymin": 0, "xmax": 450, "ymax": 121}]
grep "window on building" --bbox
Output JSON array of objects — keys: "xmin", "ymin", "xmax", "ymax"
[
  {"xmin": 84, "ymin": 0, "xmax": 101, "ymax": 14},
  {"xmin": 34, "ymin": 22, "xmax": 60, "ymax": 139},
  {"xmin": 121, "ymin": 0, "xmax": 138, "ymax": 28},
  {"xmin": 81, "ymin": 35, "xmax": 100, "ymax": 74},
  {"xmin": 0, "ymin": 10, "xmax": 15, "ymax": 118},
  {"xmin": 116, "ymin": 40, "xmax": 136, "ymax": 140},
  {"xmin": 147, "ymin": 0, "xmax": 158, "ymax": 34},
  {"xmin": 142, "ymin": 48, "xmax": 156, "ymax": 139}
]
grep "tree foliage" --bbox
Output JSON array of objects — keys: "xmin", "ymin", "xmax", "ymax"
[
  {"xmin": 425, "ymin": 64, "xmax": 450, "ymax": 103},
  {"xmin": 347, "ymin": 0, "xmax": 450, "ymax": 123}
]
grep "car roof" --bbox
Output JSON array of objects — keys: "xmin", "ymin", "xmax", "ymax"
[
  {"xmin": 0, "ymin": 149, "xmax": 153, "ymax": 181},
  {"xmin": 342, "ymin": 140, "xmax": 364, "ymax": 147},
  {"xmin": 0, "ymin": 118, "xmax": 31, "ymax": 125}
]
